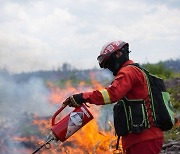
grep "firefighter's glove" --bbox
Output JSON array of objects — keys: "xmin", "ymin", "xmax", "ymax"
[{"xmin": 63, "ymin": 93, "xmax": 85, "ymax": 108}]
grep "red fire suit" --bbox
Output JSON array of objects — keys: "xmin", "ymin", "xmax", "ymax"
[{"xmin": 82, "ymin": 60, "xmax": 164, "ymax": 153}]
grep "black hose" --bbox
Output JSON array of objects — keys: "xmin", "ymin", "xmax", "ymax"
[{"xmin": 32, "ymin": 138, "xmax": 54, "ymax": 154}]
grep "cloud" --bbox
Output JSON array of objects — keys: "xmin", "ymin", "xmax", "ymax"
[{"xmin": 0, "ymin": 0, "xmax": 179, "ymax": 73}]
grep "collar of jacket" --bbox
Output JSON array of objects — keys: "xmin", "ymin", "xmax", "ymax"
[{"xmin": 116, "ymin": 60, "xmax": 134, "ymax": 75}]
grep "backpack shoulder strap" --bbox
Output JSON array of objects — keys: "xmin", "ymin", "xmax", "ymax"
[{"xmin": 128, "ymin": 63, "xmax": 150, "ymax": 75}]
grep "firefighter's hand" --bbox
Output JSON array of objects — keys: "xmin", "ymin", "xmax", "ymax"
[{"xmin": 63, "ymin": 93, "xmax": 85, "ymax": 108}]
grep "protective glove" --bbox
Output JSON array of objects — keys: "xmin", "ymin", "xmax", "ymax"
[{"xmin": 63, "ymin": 93, "xmax": 86, "ymax": 108}]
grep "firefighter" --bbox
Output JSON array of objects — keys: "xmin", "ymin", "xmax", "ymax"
[{"xmin": 63, "ymin": 40, "xmax": 164, "ymax": 154}]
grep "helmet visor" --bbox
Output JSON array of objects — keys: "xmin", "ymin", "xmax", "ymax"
[{"xmin": 97, "ymin": 53, "xmax": 111, "ymax": 68}]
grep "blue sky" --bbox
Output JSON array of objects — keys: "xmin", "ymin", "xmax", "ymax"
[{"xmin": 0, "ymin": 0, "xmax": 179, "ymax": 73}]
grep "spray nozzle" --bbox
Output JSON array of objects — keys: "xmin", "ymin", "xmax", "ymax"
[{"xmin": 32, "ymin": 131, "xmax": 56, "ymax": 154}]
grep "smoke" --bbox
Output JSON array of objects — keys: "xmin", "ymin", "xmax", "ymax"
[
  {"xmin": 0, "ymin": 70, "xmax": 115, "ymax": 153},
  {"xmin": 0, "ymin": 73, "xmax": 56, "ymax": 124},
  {"xmin": 0, "ymin": 72, "xmax": 59, "ymax": 153},
  {"xmin": 98, "ymin": 104, "xmax": 114, "ymax": 131}
]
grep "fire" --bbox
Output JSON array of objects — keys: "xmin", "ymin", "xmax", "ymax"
[
  {"xmin": 47, "ymin": 72, "xmax": 104, "ymax": 104},
  {"xmin": 47, "ymin": 80, "xmax": 88, "ymax": 104},
  {"xmin": 37, "ymin": 76, "xmax": 122, "ymax": 153},
  {"xmin": 13, "ymin": 136, "xmax": 44, "ymax": 145},
  {"xmin": 47, "ymin": 81, "xmax": 66, "ymax": 104},
  {"xmin": 68, "ymin": 120, "xmax": 119, "ymax": 153},
  {"xmin": 2, "ymin": 73, "xmax": 123, "ymax": 154},
  {"xmin": 30, "ymin": 115, "xmax": 122, "ymax": 153},
  {"xmin": 89, "ymin": 72, "xmax": 104, "ymax": 90},
  {"xmin": 32, "ymin": 115, "xmax": 51, "ymax": 135}
]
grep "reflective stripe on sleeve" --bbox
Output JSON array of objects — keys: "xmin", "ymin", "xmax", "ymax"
[{"xmin": 100, "ymin": 89, "xmax": 111, "ymax": 104}]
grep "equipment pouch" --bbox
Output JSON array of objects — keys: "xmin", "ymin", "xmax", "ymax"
[
  {"xmin": 128, "ymin": 100, "xmax": 149, "ymax": 134},
  {"xmin": 113, "ymin": 97, "xmax": 149, "ymax": 136},
  {"xmin": 113, "ymin": 100, "xmax": 130, "ymax": 136}
]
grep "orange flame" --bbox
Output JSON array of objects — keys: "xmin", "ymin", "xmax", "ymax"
[
  {"xmin": 11, "ymin": 75, "xmax": 123, "ymax": 153},
  {"xmin": 47, "ymin": 72, "xmax": 103, "ymax": 104}
]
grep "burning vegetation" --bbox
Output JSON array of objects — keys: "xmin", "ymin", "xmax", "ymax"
[
  {"xmin": 0, "ymin": 68, "xmax": 179, "ymax": 154},
  {"xmin": 0, "ymin": 73, "xmax": 122, "ymax": 154}
]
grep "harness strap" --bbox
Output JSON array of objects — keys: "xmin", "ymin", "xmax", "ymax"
[{"xmin": 116, "ymin": 135, "xmax": 121, "ymax": 150}]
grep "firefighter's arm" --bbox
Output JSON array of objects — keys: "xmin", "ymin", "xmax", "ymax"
[
  {"xmin": 63, "ymin": 66, "xmax": 137, "ymax": 107},
  {"xmin": 62, "ymin": 90, "xmax": 105, "ymax": 107},
  {"xmin": 82, "ymin": 66, "xmax": 137, "ymax": 105}
]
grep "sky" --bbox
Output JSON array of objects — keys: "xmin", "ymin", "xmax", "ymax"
[{"xmin": 0, "ymin": 0, "xmax": 179, "ymax": 73}]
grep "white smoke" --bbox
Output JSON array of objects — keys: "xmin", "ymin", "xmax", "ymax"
[
  {"xmin": 0, "ymin": 73, "xmax": 56, "ymax": 124},
  {"xmin": 0, "ymin": 72, "xmax": 59, "ymax": 153},
  {"xmin": 0, "ymin": 70, "xmax": 114, "ymax": 153},
  {"xmin": 98, "ymin": 104, "xmax": 114, "ymax": 131}
]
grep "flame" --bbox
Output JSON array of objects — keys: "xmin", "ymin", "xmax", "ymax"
[
  {"xmin": 5, "ymin": 74, "xmax": 123, "ymax": 153},
  {"xmin": 47, "ymin": 72, "xmax": 103, "ymax": 104},
  {"xmin": 47, "ymin": 81, "xmax": 66, "ymax": 104},
  {"xmin": 68, "ymin": 120, "xmax": 118, "ymax": 153},
  {"xmin": 47, "ymin": 80, "xmax": 85, "ymax": 104},
  {"xmin": 13, "ymin": 136, "xmax": 44, "ymax": 145},
  {"xmin": 89, "ymin": 72, "xmax": 104, "ymax": 90},
  {"xmin": 32, "ymin": 115, "xmax": 51, "ymax": 135},
  {"xmin": 42, "ymin": 76, "xmax": 122, "ymax": 153}
]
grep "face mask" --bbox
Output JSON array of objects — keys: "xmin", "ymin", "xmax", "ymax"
[{"xmin": 105, "ymin": 52, "xmax": 129, "ymax": 76}]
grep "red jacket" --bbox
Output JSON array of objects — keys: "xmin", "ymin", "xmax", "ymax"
[{"xmin": 83, "ymin": 60, "xmax": 163, "ymax": 150}]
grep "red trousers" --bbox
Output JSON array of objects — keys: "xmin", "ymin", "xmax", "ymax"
[{"xmin": 125, "ymin": 138, "xmax": 164, "ymax": 154}]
